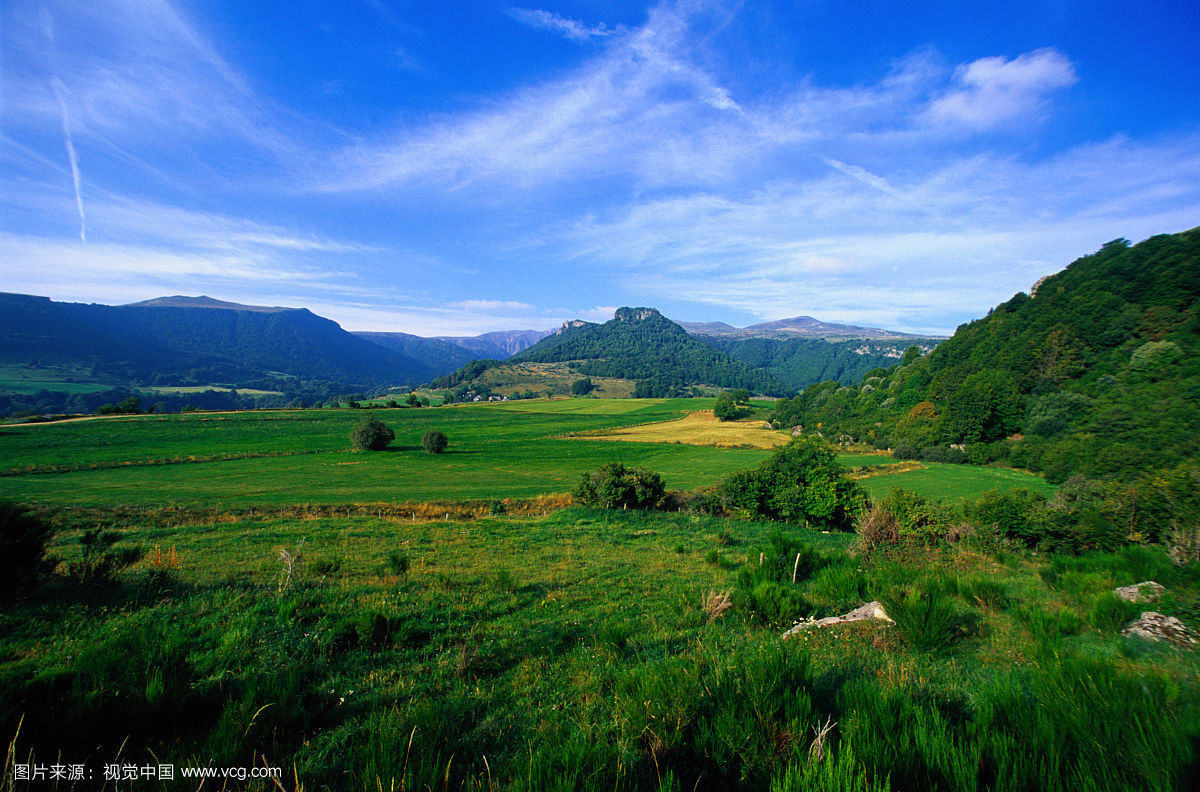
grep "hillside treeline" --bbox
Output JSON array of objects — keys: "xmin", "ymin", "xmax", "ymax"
[{"xmin": 771, "ymin": 230, "xmax": 1199, "ymax": 535}]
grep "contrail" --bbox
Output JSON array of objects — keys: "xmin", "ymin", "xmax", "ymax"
[{"xmin": 52, "ymin": 78, "xmax": 86, "ymax": 243}]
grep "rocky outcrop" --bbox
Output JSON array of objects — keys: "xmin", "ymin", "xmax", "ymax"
[
  {"xmin": 781, "ymin": 601, "xmax": 893, "ymax": 639},
  {"xmin": 1122, "ymin": 612, "xmax": 1196, "ymax": 647},
  {"xmin": 614, "ymin": 307, "xmax": 663, "ymax": 322},
  {"xmin": 1114, "ymin": 581, "xmax": 1165, "ymax": 602}
]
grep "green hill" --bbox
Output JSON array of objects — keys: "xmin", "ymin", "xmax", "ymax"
[
  {"xmin": 0, "ymin": 293, "xmax": 432, "ymax": 413},
  {"xmin": 507, "ymin": 307, "xmax": 785, "ymax": 396},
  {"xmin": 773, "ymin": 228, "xmax": 1200, "ymax": 482}
]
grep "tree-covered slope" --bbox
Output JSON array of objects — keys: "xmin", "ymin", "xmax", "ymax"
[
  {"xmin": 772, "ymin": 228, "xmax": 1200, "ymax": 482},
  {"xmin": 701, "ymin": 336, "xmax": 941, "ymax": 391},
  {"xmin": 509, "ymin": 307, "xmax": 785, "ymax": 395}
]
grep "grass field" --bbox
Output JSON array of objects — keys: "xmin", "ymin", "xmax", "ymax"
[
  {"xmin": 0, "ymin": 400, "xmax": 1058, "ymax": 509},
  {"xmin": 0, "ymin": 362, "xmax": 114, "ymax": 396},
  {"xmin": 2, "ymin": 398, "xmax": 1197, "ymax": 790},
  {"xmin": 0, "ymin": 399, "xmax": 1062, "ymax": 509},
  {"xmin": 3, "ymin": 505, "xmax": 1197, "ymax": 790}
]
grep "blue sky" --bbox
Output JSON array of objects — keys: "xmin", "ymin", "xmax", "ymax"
[{"xmin": 3, "ymin": 0, "xmax": 1199, "ymax": 336}]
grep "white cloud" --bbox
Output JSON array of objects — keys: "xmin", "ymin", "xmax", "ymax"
[
  {"xmin": 446, "ymin": 299, "xmax": 537, "ymax": 312},
  {"xmin": 925, "ymin": 48, "xmax": 1077, "ymax": 130},
  {"xmin": 507, "ymin": 8, "xmax": 624, "ymax": 42}
]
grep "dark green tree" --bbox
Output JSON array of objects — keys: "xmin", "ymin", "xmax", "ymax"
[
  {"xmin": 719, "ymin": 436, "xmax": 866, "ymax": 529},
  {"xmin": 350, "ymin": 415, "xmax": 395, "ymax": 451},
  {"xmin": 421, "ymin": 430, "xmax": 448, "ymax": 454},
  {"xmin": 713, "ymin": 392, "xmax": 740, "ymax": 421},
  {"xmin": 574, "ymin": 462, "xmax": 665, "ymax": 510}
]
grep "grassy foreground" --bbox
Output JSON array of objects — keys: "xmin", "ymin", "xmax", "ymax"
[
  {"xmin": 8, "ymin": 398, "xmax": 1194, "ymax": 790},
  {"xmin": 3, "ymin": 506, "xmax": 1198, "ymax": 790}
]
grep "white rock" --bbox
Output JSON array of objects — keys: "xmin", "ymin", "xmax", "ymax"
[
  {"xmin": 1114, "ymin": 580, "xmax": 1165, "ymax": 602},
  {"xmin": 782, "ymin": 601, "xmax": 893, "ymax": 639},
  {"xmin": 1122, "ymin": 611, "xmax": 1196, "ymax": 646}
]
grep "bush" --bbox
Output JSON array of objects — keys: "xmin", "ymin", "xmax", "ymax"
[
  {"xmin": 884, "ymin": 578, "xmax": 974, "ymax": 652},
  {"xmin": 574, "ymin": 462, "xmax": 665, "ymax": 510},
  {"xmin": 718, "ymin": 437, "xmax": 866, "ymax": 529},
  {"xmin": 421, "ymin": 430, "xmax": 448, "ymax": 454},
  {"xmin": 966, "ymin": 488, "xmax": 1048, "ymax": 547},
  {"xmin": 876, "ymin": 488, "xmax": 958, "ymax": 545},
  {"xmin": 66, "ymin": 528, "xmax": 143, "ymax": 584},
  {"xmin": 350, "ymin": 415, "xmax": 395, "ymax": 451},
  {"xmin": 0, "ymin": 502, "xmax": 55, "ymax": 596}
]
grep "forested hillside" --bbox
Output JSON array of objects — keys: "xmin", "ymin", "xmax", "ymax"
[
  {"xmin": 509, "ymin": 307, "xmax": 784, "ymax": 396},
  {"xmin": 773, "ymin": 229, "xmax": 1200, "ymax": 484},
  {"xmin": 701, "ymin": 336, "xmax": 940, "ymax": 391},
  {"xmin": 0, "ymin": 294, "xmax": 432, "ymax": 414}
]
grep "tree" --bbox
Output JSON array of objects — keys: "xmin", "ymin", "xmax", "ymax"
[
  {"xmin": 571, "ymin": 377, "xmax": 595, "ymax": 395},
  {"xmin": 574, "ymin": 462, "xmax": 665, "ymax": 510},
  {"xmin": 718, "ymin": 436, "xmax": 866, "ymax": 529},
  {"xmin": 350, "ymin": 415, "xmax": 395, "ymax": 451},
  {"xmin": 421, "ymin": 430, "xmax": 448, "ymax": 454},
  {"xmin": 405, "ymin": 393, "xmax": 421, "ymax": 406},
  {"xmin": 713, "ymin": 392, "xmax": 740, "ymax": 421}
]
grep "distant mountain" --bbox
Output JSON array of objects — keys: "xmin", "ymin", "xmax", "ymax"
[
  {"xmin": 0, "ymin": 293, "xmax": 432, "ymax": 392},
  {"xmin": 123, "ymin": 295, "xmax": 291, "ymax": 313},
  {"xmin": 431, "ymin": 328, "xmax": 554, "ymax": 359},
  {"xmin": 679, "ymin": 315, "xmax": 937, "ymax": 340},
  {"xmin": 354, "ymin": 328, "xmax": 553, "ymax": 376},
  {"xmin": 506, "ymin": 307, "xmax": 784, "ymax": 396},
  {"xmin": 354, "ymin": 331, "xmax": 480, "ymax": 376}
]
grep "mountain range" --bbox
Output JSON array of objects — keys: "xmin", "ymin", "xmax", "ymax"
[{"xmin": 0, "ymin": 290, "xmax": 938, "ymax": 415}]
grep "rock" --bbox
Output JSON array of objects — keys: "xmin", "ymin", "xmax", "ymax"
[
  {"xmin": 782, "ymin": 601, "xmax": 893, "ymax": 639},
  {"xmin": 1122, "ymin": 611, "xmax": 1196, "ymax": 647},
  {"xmin": 1114, "ymin": 580, "xmax": 1165, "ymax": 602}
]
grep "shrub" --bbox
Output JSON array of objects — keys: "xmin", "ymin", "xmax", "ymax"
[
  {"xmin": 66, "ymin": 528, "xmax": 143, "ymax": 584},
  {"xmin": 876, "ymin": 488, "xmax": 958, "ymax": 544},
  {"xmin": 386, "ymin": 550, "xmax": 410, "ymax": 577},
  {"xmin": 747, "ymin": 580, "xmax": 812, "ymax": 626},
  {"xmin": 718, "ymin": 437, "xmax": 866, "ymax": 529},
  {"xmin": 884, "ymin": 578, "xmax": 973, "ymax": 652},
  {"xmin": 966, "ymin": 488, "xmax": 1048, "ymax": 547},
  {"xmin": 0, "ymin": 502, "xmax": 55, "ymax": 596},
  {"xmin": 421, "ymin": 430, "xmax": 448, "ymax": 454},
  {"xmin": 574, "ymin": 462, "xmax": 665, "ymax": 510},
  {"xmin": 854, "ymin": 502, "xmax": 900, "ymax": 555},
  {"xmin": 350, "ymin": 415, "xmax": 395, "ymax": 451}
]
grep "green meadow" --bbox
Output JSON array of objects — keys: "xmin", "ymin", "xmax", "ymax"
[
  {"xmin": 2, "ymin": 399, "xmax": 1054, "ymax": 508},
  {"xmin": 3, "ymin": 398, "xmax": 1197, "ymax": 791}
]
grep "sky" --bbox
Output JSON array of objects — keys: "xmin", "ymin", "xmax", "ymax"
[{"xmin": 2, "ymin": 0, "xmax": 1199, "ymax": 337}]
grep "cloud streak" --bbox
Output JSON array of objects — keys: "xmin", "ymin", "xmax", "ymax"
[
  {"xmin": 507, "ymin": 7, "xmax": 625, "ymax": 42},
  {"xmin": 51, "ymin": 79, "xmax": 86, "ymax": 242}
]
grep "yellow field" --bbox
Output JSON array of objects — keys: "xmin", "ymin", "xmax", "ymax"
[{"xmin": 574, "ymin": 409, "xmax": 791, "ymax": 449}]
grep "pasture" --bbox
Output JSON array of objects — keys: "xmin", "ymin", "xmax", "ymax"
[{"xmin": 1, "ymin": 399, "xmax": 1054, "ymax": 509}]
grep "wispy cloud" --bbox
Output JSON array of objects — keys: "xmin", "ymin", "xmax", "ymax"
[
  {"xmin": 446, "ymin": 299, "xmax": 537, "ymax": 312},
  {"xmin": 51, "ymin": 79, "xmax": 86, "ymax": 242},
  {"xmin": 507, "ymin": 7, "xmax": 625, "ymax": 42}
]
